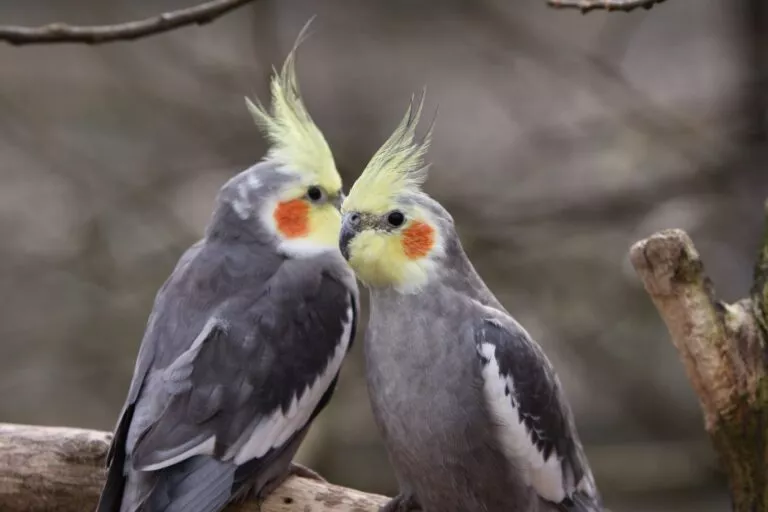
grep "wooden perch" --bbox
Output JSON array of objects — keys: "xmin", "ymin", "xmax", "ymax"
[
  {"xmin": 0, "ymin": 423, "xmax": 388, "ymax": 512},
  {"xmin": 629, "ymin": 202, "xmax": 768, "ymax": 512},
  {"xmin": 547, "ymin": 0, "xmax": 667, "ymax": 13},
  {"xmin": 0, "ymin": 0, "xmax": 258, "ymax": 46}
]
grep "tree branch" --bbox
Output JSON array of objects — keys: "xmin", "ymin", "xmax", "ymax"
[
  {"xmin": 0, "ymin": 423, "xmax": 388, "ymax": 511},
  {"xmin": 0, "ymin": 0, "xmax": 258, "ymax": 46},
  {"xmin": 547, "ymin": 0, "xmax": 667, "ymax": 13},
  {"xmin": 629, "ymin": 204, "xmax": 768, "ymax": 511}
]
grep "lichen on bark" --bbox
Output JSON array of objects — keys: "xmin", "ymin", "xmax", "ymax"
[{"xmin": 630, "ymin": 200, "xmax": 768, "ymax": 512}]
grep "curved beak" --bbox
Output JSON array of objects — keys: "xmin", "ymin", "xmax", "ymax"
[{"xmin": 339, "ymin": 213, "xmax": 359, "ymax": 261}]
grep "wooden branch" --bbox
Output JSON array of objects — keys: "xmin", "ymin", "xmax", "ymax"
[
  {"xmin": 547, "ymin": 0, "xmax": 667, "ymax": 13},
  {"xmin": 629, "ymin": 202, "xmax": 768, "ymax": 511},
  {"xmin": 0, "ymin": 0, "xmax": 258, "ymax": 46},
  {"xmin": 0, "ymin": 423, "xmax": 388, "ymax": 512}
]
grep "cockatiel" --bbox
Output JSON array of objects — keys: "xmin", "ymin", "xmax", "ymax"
[
  {"xmin": 339, "ymin": 96, "xmax": 602, "ymax": 512},
  {"xmin": 96, "ymin": 35, "xmax": 358, "ymax": 512}
]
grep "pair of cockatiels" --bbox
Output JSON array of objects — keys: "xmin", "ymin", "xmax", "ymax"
[{"xmin": 97, "ymin": 29, "xmax": 603, "ymax": 512}]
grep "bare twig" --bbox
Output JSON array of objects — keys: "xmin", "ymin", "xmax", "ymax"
[
  {"xmin": 0, "ymin": 0, "xmax": 258, "ymax": 46},
  {"xmin": 629, "ymin": 207, "xmax": 768, "ymax": 511},
  {"xmin": 0, "ymin": 423, "xmax": 388, "ymax": 512},
  {"xmin": 548, "ymin": 0, "xmax": 667, "ymax": 13}
]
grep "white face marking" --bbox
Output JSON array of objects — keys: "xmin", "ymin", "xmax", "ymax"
[
  {"xmin": 479, "ymin": 342, "xmax": 567, "ymax": 503},
  {"xmin": 256, "ymin": 190, "xmax": 339, "ymax": 259},
  {"xmin": 392, "ymin": 256, "xmax": 440, "ymax": 295},
  {"xmin": 231, "ymin": 304, "xmax": 354, "ymax": 464},
  {"xmin": 278, "ymin": 238, "xmax": 340, "ymax": 258}
]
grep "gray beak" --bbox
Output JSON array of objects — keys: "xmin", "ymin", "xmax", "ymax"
[{"xmin": 339, "ymin": 212, "xmax": 361, "ymax": 261}]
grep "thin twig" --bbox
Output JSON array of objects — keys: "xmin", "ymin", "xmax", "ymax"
[
  {"xmin": 547, "ymin": 0, "xmax": 667, "ymax": 13},
  {"xmin": 0, "ymin": 0, "xmax": 258, "ymax": 46}
]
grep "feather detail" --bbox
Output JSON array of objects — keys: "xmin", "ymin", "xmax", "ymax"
[
  {"xmin": 343, "ymin": 90, "xmax": 435, "ymax": 215},
  {"xmin": 232, "ymin": 303, "xmax": 354, "ymax": 464},
  {"xmin": 244, "ymin": 18, "xmax": 340, "ymax": 193}
]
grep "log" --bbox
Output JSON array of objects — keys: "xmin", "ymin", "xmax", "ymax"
[
  {"xmin": 629, "ymin": 201, "xmax": 768, "ymax": 512},
  {"xmin": 0, "ymin": 423, "xmax": 388, "ymax": 511}
]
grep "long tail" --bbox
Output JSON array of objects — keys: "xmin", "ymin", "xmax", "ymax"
[
  {"xmin": 562, "ymin": 490, "xmax": 604, "ymax": 512},
  {"xmin": 132, "ymin": 457, "xmax": 237, "ymax": 512}
]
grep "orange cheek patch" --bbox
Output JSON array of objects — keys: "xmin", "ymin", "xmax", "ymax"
[
  {"xmin": 274, "ymin": 199, "xmax": 310, "ymax": 238},
  {"xmin": 402, "ymin": 221, "xmax": 435, "ymax": 259}
]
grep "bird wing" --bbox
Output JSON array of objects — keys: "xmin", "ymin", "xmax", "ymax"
[
  {"xmin": 131, "ymin": 266, "xmax": 356, "ymax": 472},
  {"xmin": 104, "ymin": 241, "xmax": 206, "ymax": 468},
  {"xmin": 99, "ymin": 255, "xmax": 356, "ymax": 512},
  {"xmin": 98, "ymin": 242, "xmax": 207, "ymax": 512},
  {"xmin": 473, "ymin": 316, "xmax": 601, "ymax": 510}
]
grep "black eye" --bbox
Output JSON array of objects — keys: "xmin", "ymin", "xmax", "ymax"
[
  {"xmin": 307, "ymin": 186, "xmax": 323, "ymax": 202},
  {"xmin": 387, "ymin": 210, "xmax": 405, "ymax": 227}
]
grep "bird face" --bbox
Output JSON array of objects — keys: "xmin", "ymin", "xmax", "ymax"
[
  {"xmin": 226, "ymin": 34, "xmax": 345, "ymax": 258},
  {"xmin": 221, "ymin": 164, "xmax": 344, "ymax": 258},
  {"xmin": 268, "ymin": 174, "xmax": 344, "ymax": 255},
  {"xmin": 339, "ymin": 197, "xmax": 442, "ymax": 291}
]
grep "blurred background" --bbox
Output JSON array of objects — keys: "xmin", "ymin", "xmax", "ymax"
[{"xmin": 2, "ymin": 0, "xmax": 767, "ymax": 510}]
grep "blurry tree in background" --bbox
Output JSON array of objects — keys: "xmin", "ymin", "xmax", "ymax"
[{"xmin": 1, "ymin": 1, "xmax": 766, "ymax": 511}]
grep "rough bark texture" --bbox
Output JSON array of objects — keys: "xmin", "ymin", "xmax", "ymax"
[
  {"xmin": 0, "ymin": 423, "xmax": 388, "ymax": 512},
  {"xmin": 629, "ymin": 202, "xmax": 768, "ymax": 512}
]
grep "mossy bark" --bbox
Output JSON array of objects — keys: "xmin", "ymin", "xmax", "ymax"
[
  {"xmin": 630, "ymin": 200, "xmax": 768, "ymax": 512},
  {"xmin": 711, "ymin": 381, "xmax": 768, "ymax": 511}
]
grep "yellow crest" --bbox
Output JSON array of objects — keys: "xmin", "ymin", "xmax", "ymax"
[
  {"xmin": 245, "ymin": 21, "xmax": 341, "ymax": 193},
  {"xmin": 343, "ymin": 92, "xmax": 433, "ymax": 215}
]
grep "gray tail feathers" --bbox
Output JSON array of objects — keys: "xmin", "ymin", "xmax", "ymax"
[
  {"xmin": 96, "ymin": 455, "xmax": 129, "ymax": 512},
  {"xmin": 97, "ymin": 405, "xmax": 133, "ymax": 512},
  {"xmin": 98, "ymin": 455, "xmax": 237, "ymax": 512},
  {"xmin": 135, "ymin": 456, "xmax": 236, "ymax": 512},
  {"xmin": 560, "ymin": 491, "xmax": 604, "ymax": 512}
]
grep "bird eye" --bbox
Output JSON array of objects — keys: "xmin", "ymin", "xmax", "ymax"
[
  {"xmin": 386, "ymin": 210, "xmax": 406, "ymax": 227},
  {"xmin": 307, "ymin": 186, "xmax": 324, "ymax": 202}
]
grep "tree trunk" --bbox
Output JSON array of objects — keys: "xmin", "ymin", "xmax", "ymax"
[{"xmin": 630, "ymin": 201, "xmax": 768, "ymax": 511}]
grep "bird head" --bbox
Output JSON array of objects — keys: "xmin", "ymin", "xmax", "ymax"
[
  {"xmin": 340, "ymin": 93, "xmax": 450, "ymax": 292},
  {"xmin": 213, "ymin": 24, "xmax": 343, "ymax": 258}
]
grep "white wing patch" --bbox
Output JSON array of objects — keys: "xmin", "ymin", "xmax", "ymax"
[
  {"xmin": 232, "ymin": 303, "xmax": 354, "ymax": 465},
  {"xmin": 479, "ymin": 342, "xmax": 566, "ymax": 503}
]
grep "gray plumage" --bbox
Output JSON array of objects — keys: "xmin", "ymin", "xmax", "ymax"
[
  {"xmin": 97, "ymin": 161, "xmax": 358, "ymax": 512},
  {"xmin": 341, "ymin": 190, "xmax": 602, "ymax": 512}
]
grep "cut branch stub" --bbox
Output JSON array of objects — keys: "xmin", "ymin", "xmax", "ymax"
[
  {"xmin": 630, "ymin": 229, "xmax": 752, "ymax": 427},
  {"xmin": 630, "ymin": 220, "xmax": 768, "ymax": 511}
]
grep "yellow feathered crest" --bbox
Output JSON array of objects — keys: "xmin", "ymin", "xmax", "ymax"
[
  {"xmin": 344, "ymin": 92, "xmax": 434, "ymax": 214},
  {"xmin": 245, "ymin": 21, "xmax": 341, "ymax": 192}
]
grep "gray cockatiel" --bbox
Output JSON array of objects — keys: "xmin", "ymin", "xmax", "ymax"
[
  {"xmin": 339, "ymin": 96, "xmax": 602, "ymax": 512},
  {"xmin": 96, "ymin": 40, "xmax": 358, "ymax": 512}
]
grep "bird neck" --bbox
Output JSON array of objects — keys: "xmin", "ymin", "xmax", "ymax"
[{"xmin": 367, "ymin": 235, "xmax": 506, "ymax": 313}]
